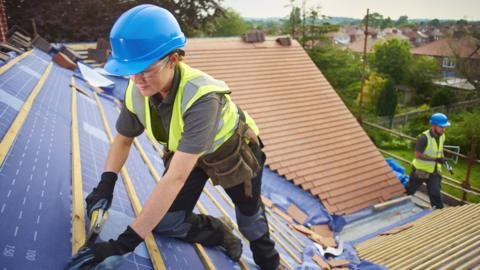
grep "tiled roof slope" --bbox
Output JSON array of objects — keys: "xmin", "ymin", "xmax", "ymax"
[
  {"xmin": 355, "ymin": 204, "xmax": 480, "ymax": 269},
  {"xmin": 184, "ymin": 38, "xmax": 404, "ymax": 214},
  {"xmin": 411, "ymin": 36, "xmax": 480, "ymax": 59}
]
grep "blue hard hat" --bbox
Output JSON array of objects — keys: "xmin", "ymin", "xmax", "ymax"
[
  {"xmin": 430, "ymin": 113, "xmax": 450, "ymax": 127},
  {"xmin": 104, "ymin": 4, "xmax": 187, "ymax": 76}
]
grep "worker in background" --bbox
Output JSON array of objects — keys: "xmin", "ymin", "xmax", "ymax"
[
  {"xmin": 406, "ymin": 113, "xmax": 451, "ymax": 209},
  {"xmin": 66, "ymin": 4, "xmax": 282, "ymax": 270}
]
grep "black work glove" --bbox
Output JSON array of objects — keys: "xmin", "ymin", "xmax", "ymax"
[
  {"xmin": 86, "ymin": 172, "xmax": 118, "ymax": 218},
  {"xmin": 65, "ymin": 226, "xmax": 143, "ymax": 270},
  {"xmin": 435, "ymin": 158, "xmax": 446, "ymax": 164}
]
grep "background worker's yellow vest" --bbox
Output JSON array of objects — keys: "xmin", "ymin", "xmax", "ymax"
[
  {"xmin": 125, "ymin": 62, "xmax": 259, "ymax": 154},
  {"xmin": 412, "ymin": 130, "xmax": 445, "ymax": 173}
]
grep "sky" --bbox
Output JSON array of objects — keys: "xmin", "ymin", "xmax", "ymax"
[{"xmin": 222, "ymin": 0, "xmax": 480, "ymax": 21}]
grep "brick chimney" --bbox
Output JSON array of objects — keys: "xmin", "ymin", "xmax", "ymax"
[
  {"xmin": 0, "ymin": 0, "xmax": 8, "ymax": 42},
  {"xmin": 242, "ymin": 29, "xmax": 266, "ymax": 43}
]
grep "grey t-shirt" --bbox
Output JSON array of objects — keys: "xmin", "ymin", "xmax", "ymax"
[{"xmin": 116, "ymin": 67, "xmax": 225, "ymax": 154}]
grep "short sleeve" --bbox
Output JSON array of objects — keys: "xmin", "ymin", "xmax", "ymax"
[
  {"xmin": 115, "ymin": 104, "xmax": 145, "ymax": 138},
  {"xmin": 415, "ymin": 134, "xmax": 427, "ymax": 153}
]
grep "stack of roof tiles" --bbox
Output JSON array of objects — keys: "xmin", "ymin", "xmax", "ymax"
[{"xmin": 184, "ymin": 37, "xmax": 404, "ymax": 214}]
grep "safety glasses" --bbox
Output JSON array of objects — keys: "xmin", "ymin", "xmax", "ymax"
[{"xmin": 134, "ymin": 56, "xmax": 169, "ymax": 79}]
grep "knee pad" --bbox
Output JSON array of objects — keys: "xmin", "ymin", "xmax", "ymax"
[
  {"xmin": 153, "ymin": 211, "xmax": 191, "ymax": 238},
  {"xmin": 236, "ymin": 207, "xmax": 268, "ymax": 241}
]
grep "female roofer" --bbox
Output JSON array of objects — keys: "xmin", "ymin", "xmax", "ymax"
[{"xmin": 66, "ymin": 4, "xmax": 282, "ymax": 270}]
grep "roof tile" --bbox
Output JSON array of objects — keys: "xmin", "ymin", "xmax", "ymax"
[{"xmin": 186, "ymin": 38, "xmax": 403, "ymax": 214}]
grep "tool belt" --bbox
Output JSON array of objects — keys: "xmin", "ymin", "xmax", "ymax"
[
  {"xmin": 413, "ymin": 169, "xmax": 430, "ymax": 180},
  {"xmin": 162, "ymin": 109, "xmax": 261, "ymax": 197}
]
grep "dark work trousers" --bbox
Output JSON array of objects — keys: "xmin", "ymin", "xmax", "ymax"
[
  {"xmin": 153, "ymin": 143, "xmax": 280, "ymax": 270},
  {"xmin": 406, "ymin": 168, "xmax": 444, "ymax": 209}
]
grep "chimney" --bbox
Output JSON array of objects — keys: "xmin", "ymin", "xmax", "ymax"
[
  {"xmin": 242, "ymin": 29, "xmax": 266, "ymax": 43},
  {"xmin": 0, "ymin": 1, "xmax": 8, "ymax": 43},
  {"xmin": 276, "ymin": 36, "xmax": 291, "ymax": 46}
]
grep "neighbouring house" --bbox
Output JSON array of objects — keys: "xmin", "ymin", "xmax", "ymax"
[
  {"xmin": 403, "ymin": 29, "xmax": 430, "ymax": 47},
  {"xmin": 411, "ymin": 35, "xmax": 480, "ymax": 90},
  {"xmin": 346, "ymin": 31, "xmax": 409, "ymax": 53}
]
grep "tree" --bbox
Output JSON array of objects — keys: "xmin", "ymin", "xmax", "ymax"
[
  {"xmin": 6, "ymin": 0, "xmax": 132, "ymax": 41},
  {"xmin": 131, "ymin": 0, "xmax": 225, "ymax": 36},
  {"xmin": 363, "ymin": 12, "xmax": 384, "ymax": 28},
  {"xmin": 284, "ymin": 2, "xmax": 301, "ymax": 38},
  {"xmin": 453, "ymin": 30, "xmax": 480, "ymax": 95},
  {"xmin": 456, "ymin": 19, "xmax": 468, "ymax": 26},
  {"xmin": 308, "ymin": 44, "xmax": 362, "ymax": 108},
  {"xmin": 408, "ymin": 55, "xmax": 441, "ymax": 101},
  {"xmin": 307, "ymin": 5, "xmax": 320, "ymax": 47},
  {"xmin": 301, "ymin": 0, "xmax": 307, "ymax": 47},
  {"xmin": 430, "ymin": 88, "xmax": 456, "ymax": 107},
  {"xmin": 206, "ymin": 9, "xmax": 251, "ymax": 37},
  {"xmin": 381, "ymin": 17, "xmax": 393, "ymax": 29},
  {"xmin": 429, "ymin": 18, "xmax": 440, "ymax": 27},
  {"xmin": 358, "ymin": 72, "xmax": 388, "ymax": 114},
  {"xmin": 396, "ymin": 15, "xmax": 409, "ymax": 26},
  {"xmin": 370, "ymin": 38, "xmax": 412, "ymax": 83},
  {"xmin": 5, "ymin": 0, "xmax": 224, "ymax": 41},
  {"xmin": 376, "ymin": 79, "xmax": 397, "ymax": 127},
  {"xmin": 448, "ymin": 110, "xmax": 480, "ymax": 156}
]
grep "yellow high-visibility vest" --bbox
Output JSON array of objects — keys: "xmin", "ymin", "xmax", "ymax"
[
  {"xmin": 124, "ymin": 62, "xmax": 259, "ymax": 153},
  {"xmin": 412, "ymin": 130, "xmax": 445, "ymax": 173}
]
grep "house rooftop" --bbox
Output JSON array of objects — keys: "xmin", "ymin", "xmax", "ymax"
[{"xmin": 411, "ymin": 36, "xmax": 480, "ymax": 59}]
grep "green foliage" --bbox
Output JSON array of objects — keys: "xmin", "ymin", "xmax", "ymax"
[
  {"xmin": 363, "ymin": 12, "xmax": 384, "ymax": 28},
  {"xmin": 359, "ymin": 72, "xmax": 388, "ymax": 114},
  {"xmin": 408, "ymin": 55, "xmax": 441, "ymax": 104},
  {"xmin": 359, "ymin": 12, "xmax": 394, "ymax": 29},
  {"xmin": 376, "ymin": 79, "xmax": 397, "ymax": 117},
  {"xmin": 409, "ymin": 56, "xmax": 441, "ymax": 87},
  {"xmin": 6, "ymin": 0, "xmax": 224, "ymax": 41},
  {"xmin": 364, "ymin": 126, "xmax": 410, "ymax": 149},
  {"xmin": 206, "ymin": 9, "xmax": 251, "ymax": 37},
  {"xmin": 284, "ymin": 4, "xmax": 302, "ymax": 37},
  {"xmin": 405, "ymin": 109, "xmax": 431, "ymax": 137},
  {"xmin": 381, "ymin": 17, "xmax": 393, "ymax": 29},
  {"xmin": 396, "ymin": 15, "xmax": 409, "ymax": 26},
  {"xmin": 308, "ymin": 44, "xmax": 362, "ymax": 107},
  {"xmin": 429, "ymin": 19, "xmax": 440, "ymax": 27},
  {"xmin": 456, "ymin": 19, "xmax": 469, "ymax": 26},
  {"xmin": 370, "ymin": 38, "xmax": 412, "ymax": 83},
  {"xmin": 448, "ymin": 110, "xmax": 480, "ymax": 156},
  {"xmin": 430, "ymin": 88, "xmax": 457, "ymax": 107}
]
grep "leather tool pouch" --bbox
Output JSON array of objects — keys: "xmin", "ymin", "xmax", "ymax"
[
  {"xmin": 199, "ymin": 109, "xmax": 260, "ymax": 197},
  {"xmin": 414, "ymin": 169, "xmax": 430, "ymax": 180}
]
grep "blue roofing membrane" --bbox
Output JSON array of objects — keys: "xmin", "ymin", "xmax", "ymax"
[
  {"xmin": 0, "ymin": 50, "xmax": 321, "ymax": 270},
  {"xmin": 0, "ymin": 50, "xmax": 49, "ymax": 141},
  {"xmin": 0, "ymin": 62, "xmax": 73, "ymax": 269}
]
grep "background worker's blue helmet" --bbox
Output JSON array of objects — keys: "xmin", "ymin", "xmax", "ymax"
[
  {"xmin": 104, "ymin": 4, "xmax": 187, "ymax": 76},
  {"xmin": 430, "ymin": 113, "xmax": 451, "ymax": 127}
]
